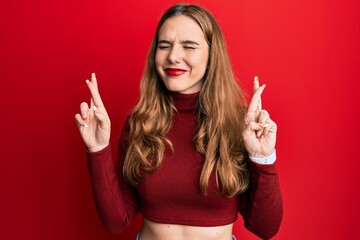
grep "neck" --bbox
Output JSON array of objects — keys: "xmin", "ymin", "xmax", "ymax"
[{"xmin": 169, "ymin": 91, "xmax": 200, "ymax": 111}]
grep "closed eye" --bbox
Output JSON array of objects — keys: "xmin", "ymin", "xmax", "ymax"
[
  {"xmin": 158, "ymin": 45, "xmax": 171, "ymax": 49},
  {"xmin": 158, "ymin": 40, "xmax": 172, "ymax": 50}
]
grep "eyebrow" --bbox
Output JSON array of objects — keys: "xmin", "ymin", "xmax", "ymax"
[{"xmin": 158, "ymin": 40, "xmax": 200, "ymax": 45}]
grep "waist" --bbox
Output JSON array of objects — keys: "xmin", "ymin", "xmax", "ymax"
[{"xmin": 139, "ymin": 218, "xmax": 234, "ymax": 240}]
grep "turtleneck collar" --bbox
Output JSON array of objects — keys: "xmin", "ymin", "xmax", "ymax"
[{"xmin": 169, "ymin": 91, "xmax": 200, "ymax": 111}]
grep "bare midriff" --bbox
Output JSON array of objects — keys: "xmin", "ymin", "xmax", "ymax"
[{"xmin": 139, "ymin": 218, "xmax": 234, "ymax": 240}]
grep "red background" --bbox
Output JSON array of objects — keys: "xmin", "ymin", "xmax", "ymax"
[{"xmin": 1, "ymin": 0, "xmax": 360, "ymax": 239}]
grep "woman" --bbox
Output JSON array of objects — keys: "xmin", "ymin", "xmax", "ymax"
[{"xmin": 75, "ymin": 4, "xmax": 282, "ymax": 240}]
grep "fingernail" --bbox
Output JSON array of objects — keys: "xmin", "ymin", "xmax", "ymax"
[
  {"xmin": 264, "ymin": 123, "xmax": 270, "ymax": 128},
  {"xmin": 255, "ymin": 76, "xmax": 258, "ymax": 81},
  {"xmin": 93, "ymin": 106, "xmax": 97, "ymax": 112},
  {"xmin": 92, "ymin": 73, "xmax": 95, "ymax": 78},
  {"xmin": 84, "ymin": 123, "xmax": 88, "ymax": 128},
  {"xmin": 86, "ymin": 79, "xmax": 90, "ymax": 84},
  {"xmin": 244, "ymin": 117, "xmax": 249, "ymax": 125}
]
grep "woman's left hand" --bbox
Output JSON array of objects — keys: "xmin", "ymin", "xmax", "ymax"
[{"xmin": 242, "ymin": 76, "xmax": 277, "ymax": 157}]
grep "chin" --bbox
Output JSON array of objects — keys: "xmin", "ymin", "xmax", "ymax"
[
  {"xmin": 165, "ymin": 86, "xmax": 186, "ymax": 93},
  {"xmin": 163, "ymin": 81, "xmax": 186, "ymax": 92},
  {"xmin": 162, "ymin": 78, "xmax": 203, "ymax": 94}
]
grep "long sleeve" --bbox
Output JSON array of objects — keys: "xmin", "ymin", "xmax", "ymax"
[
  {"xmin": 239, "ymin": 160, "xmax": 283, "ymax": 240},
  {"xmin": 86, "ymin": 124, "xmax": 138, "ymax": 235}
]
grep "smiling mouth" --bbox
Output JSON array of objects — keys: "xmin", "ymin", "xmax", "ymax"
[{"xmin": 165, "ymin": 68, "xmax": 188, "ymax": 76}]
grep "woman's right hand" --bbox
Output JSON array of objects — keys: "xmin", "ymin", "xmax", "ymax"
[{"xmin": 75, "ymin": 73, "xmax": 111, "ymax": 152}]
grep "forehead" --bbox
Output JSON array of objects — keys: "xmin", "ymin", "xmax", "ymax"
[{"xmin": 158, "ymin": 15, "xmax": 206, "ymax": 42}]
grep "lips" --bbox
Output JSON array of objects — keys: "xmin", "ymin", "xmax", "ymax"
[{"xmin": 164, "ymin": 68, "xmax": 188, "ymax": 76}]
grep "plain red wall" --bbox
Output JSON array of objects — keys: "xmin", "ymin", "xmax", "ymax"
[{"xmin": 1, "ymin": 0, "xmax": 360, "ymax": 239}]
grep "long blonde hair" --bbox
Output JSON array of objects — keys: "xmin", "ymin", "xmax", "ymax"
[{"xmin": 123, "ymin": 4, "xmax": 249, "ymax": 197}]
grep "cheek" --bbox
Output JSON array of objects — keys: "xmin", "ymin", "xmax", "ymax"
[
  {"xmin": 155, "ymin": 51, "xmax": 160, "ymax": 67},
  {"xmin": 155, "ymin": 52, "xmax": 163, "ymax": 74},
  {"xmin": 201, "ymin": 51, "xmax": 210, "ymax": 69},
  {"xmin": 189, "ymin": 54, "xmax": 208, "ymax": 72}
]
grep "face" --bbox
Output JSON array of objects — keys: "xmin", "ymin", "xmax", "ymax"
[{"xmin": 155, "ymin": 15, "xmax": 210, "ymax": 94}]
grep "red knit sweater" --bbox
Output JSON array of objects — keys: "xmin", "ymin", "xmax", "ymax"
[{"xmin": 86, "ymin": 92, "xmax": 283, "ymax": 239}]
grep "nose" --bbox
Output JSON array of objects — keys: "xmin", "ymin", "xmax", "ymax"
[{"xmin": 167, "ymin": 45, "xmax": 182, "ymax": 64}]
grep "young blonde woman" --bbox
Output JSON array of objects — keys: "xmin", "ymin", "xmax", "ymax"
[{"xmin": 75, "ymin": 4, "xmax": 282, "ymax": 240}]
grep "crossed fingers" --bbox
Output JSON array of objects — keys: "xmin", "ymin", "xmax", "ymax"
[
  {"xmin": 75, "ymin": 73, "xmax": 107, "ymax": 128},
  {"xmin": 245, "ymin": 76, "xmax": 271, "ymax": 138}
]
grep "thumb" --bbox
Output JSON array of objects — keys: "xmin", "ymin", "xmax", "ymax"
[
  {"xmin": 91, "ymin": 106, "xmax": 106, "ymax": 122},
  {"xmin": 243, "ymin": 121, "xmax": 266, "ymax": 135},
  {"xmin": 249, "ymin": 121, "xmax": 265, "ymax": 131},
  {"xmin": 92, "ymin": 106, "xmax": 110, "ymax": 129}
]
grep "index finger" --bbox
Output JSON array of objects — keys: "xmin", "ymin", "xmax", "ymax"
[
  {"xmin": 253, "ymin": 76, "xmax": 262, "ymax": 111},
  {"xmin": 86, "ymin": 78, "xmax": 104, "ymax": 108},
  {"xmin": 89, "ymin": 73, "xmax": 98, "ymax": 107},
  {"xmin": 247, "ymin": 83, "xmax": 266, "ymax": 115},
  {"xmin": 91, "ymin": 72, "xmax": 98, "ymax": 90}
]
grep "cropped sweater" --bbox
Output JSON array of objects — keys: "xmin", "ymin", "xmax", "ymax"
[{"xmin": 86, "ymin": 92, "xmax": 283, "ymax": 239}]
